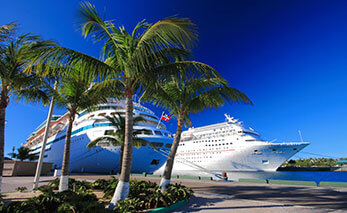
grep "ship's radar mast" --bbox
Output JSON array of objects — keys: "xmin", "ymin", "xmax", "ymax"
[{"xmin": 225, "ymin": 114, "xmax": 236, "ymax": 123}]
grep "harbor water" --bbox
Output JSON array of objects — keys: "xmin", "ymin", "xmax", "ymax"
[{"xmin": 226, "ymin": 171, "xmax": 347, "ymax": 183}]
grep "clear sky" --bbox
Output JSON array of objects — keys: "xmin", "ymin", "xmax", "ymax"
[{"xmin": 1, "ymin": 0, "xmax": 347, "ymax": 159}]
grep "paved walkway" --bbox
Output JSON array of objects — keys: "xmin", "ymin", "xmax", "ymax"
[
  {"xmin": 174, "ymin": 193, "xmax": 344, "ymax": 212},
  {"xmin": 2, "ymin": 176, "xmax": 347, "ymax": 212}
]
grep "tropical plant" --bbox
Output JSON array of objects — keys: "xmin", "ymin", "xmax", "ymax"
[
  {"xmin": 75, "ymin": 2, "xmax": 223, "ymax": 207},
  {"xmin": 142, "ymin": 74, "xmax": 252, "ymax": 191},
  {"xmin": 15, "ymin": 186, "xmax": 27, "ymax": 192},
  {"xmin": 87, "ymin": 113, "xmax": 153, "ymax": 174},
  {"xmin": 0, "ymin": 22, "xmax": 17, "ymax": 44},
  {"xmin": 51, "ymin": 66, "xmax": 121, "ymax": 192},
  {"xmin": 2, "ymin": 189, "xmax": 110, "ymax": 213},
  {"xmin": 8, "ymin": 146, "xmax": 38, "ymax": 161},
  {"xmin": 0, "ymin": 29, "xmax": 55, "ymax": 192},
  {"xmin": 28, "ymin": 1, "xmax": 215, "ymax": 205}
]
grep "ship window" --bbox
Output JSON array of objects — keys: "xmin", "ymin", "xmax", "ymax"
[
  {"xmin": 104, "ymin": 130, "xmax": 114, "ymax": 135},
  {"xmin": 165, "ymin": 143, "xmax": 172, "ymax": 148},
  {"xmin": 254, "ymin": 150, "xmax": 258, "ymax": 152},
  {"xmin": 151, "ymin": 142, "xmax": 163, "ymax": 147},
  {"xmin": 272, "ymin": 149, "xmax": 276, "ymax": 151},
  {"xmin": 262, "ymin": 160, "xmax": 269, "ymax": 164},
  {"xmin": 144, "ymin": 130, "xmax": 153, "ymax": 135},
  {"xmin": 154, "ymin": 130, "xmax": 163, "ymax": 136},
  {"xmin": 98, "ymin": 113, "xmax": 106, "ymax": 116},
  {"xmin": 293, "ymin": 148, "xmax": 297, "ymax": 151},
  {"xmin": 150, "ymin": 159, "xmax": 160, "ymax": 165}
]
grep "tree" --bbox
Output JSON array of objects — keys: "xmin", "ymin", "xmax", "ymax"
[
  {"xmin": 0, "ymin": 29, "xmax": 54, "ymax": 192},
  {"xmin": 0, "ymin": 23, "xmax": 17, "ymax": 44},
  {"xmin": 52, "ymin": 66, "xmax": 122, "ymax": 192},
  {"xmin": 32, "ymin": 2, "xmax": 215, "ymax": 206},
  {"xmin": 86, "ymin": 113, "xmax": 153, "ymax": 174},
  {"xmin": 77, "ymin": 2, "xmax": 207, "ymax": 208},
  {"xmin": 8, "ymin": 147, "xmax": 38, "ymax": 161},
  {"xmin": 142, "ymin": 75, "xmax": 252, "ymax": 192}
]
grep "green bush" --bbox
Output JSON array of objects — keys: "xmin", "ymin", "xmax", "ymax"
[
  {"xmin": 93, "ymin": 178, "xmax": 111, "ymax": 190},
  {"xmin": 1, "ymin": 190, "xmax": 110, "ymax": 213},
  {"xmin": 102, "ymin": 176, "xmax": 119, "ymax": 199},
  {"xmin": 15, "ymin": 186, "xmax": 27, "ymax": 192},
  {"xmin": 2, "ymin": 178, "xmax": 193, "ymax": 213},
  {"xmin": 47, "ymin": 178, "xmax": 93, "ymax": 192},
  {"xmin": 114, "ymin": 183, "xmax": 193, "ymax": 212}
]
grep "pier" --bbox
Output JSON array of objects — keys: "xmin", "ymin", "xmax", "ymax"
[{"xmin": 2, "ymin": 175, "xmax": 347, "ymax": 212}]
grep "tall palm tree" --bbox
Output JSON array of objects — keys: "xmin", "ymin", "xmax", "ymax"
[
  {"xmin": 0, "ymin": 23, "xmax": 17, "ymax": 45},
  {"xmin": 0, "ymin": 32, "xmax": 55, "ymax": 192},
  {"xmin": 87, "ymin": 113, "xmax": 153, "ymax": 174},
  {"xmin": 142, "ymin": 75, "xmax": 252, "ymax": 192},
  {"xmin": 76, "ymin": 2, "xmax": 211, "ymax": 208},
  {"xmin": 30, "ymin": 2, "xmax": 217, "ymax": 206},
  {"xmin": 52, "ymin": 66, "xmax": 122, "ymax": 192}
]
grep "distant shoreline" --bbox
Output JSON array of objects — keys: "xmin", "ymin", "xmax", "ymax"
[{"xmin": 278, "ymin": 166, "xmax": 347, "ymax": 172}]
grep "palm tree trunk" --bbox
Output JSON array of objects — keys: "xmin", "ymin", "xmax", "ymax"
[
  {"xmin": 0, "ymin": 87, "xmax": 8, "ymax": 193},
  {"xmin": 109, "ymin": 88, "xmax": 133, "ymax": 209},
  {"xmin": 118, "ymin": 145, "xmax": 124, "ymax": 174},
  {"xmin": 160, "ymin": 112, "xmax": 184, "ymax": 192},
  {"xmin": 59, "ymin": 113, "xmax": 75, "ymax": 192},
  {"xmin": 33, "ymin": 91, "xmax": 55, "ymax": 189},
  {"xmin": 0, "ymin": 107, "xmax": 5, "ymax": 193}
]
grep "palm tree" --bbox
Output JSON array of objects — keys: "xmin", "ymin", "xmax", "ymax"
[
  {"xmin": 0, "ymin": 22, "xmax": 17, "ymax": 44},
  {"xmin": 76, "ymin": 3, "xmax": 218, "ymax": 207},
  {"xmin": 30, "ymin": 2, "xmax": 216, "ymax": 206},
  {"xmin": 52, "ymin": 66, "xmax": 122, "ymax": 192},
  {"xmin": 8, "ymin": 147, "xmax": 38, "ymax": 161},
  {"xmin": 0, "ymin": 31, "xmax": 55, "ymax": 192},
  {"xmin": 87, "ymin": 113, "xmax": 153, "ymax": 174},
  {"xmin": 142, "ymin": 75, "xmax": 252, "ymax": 192}
]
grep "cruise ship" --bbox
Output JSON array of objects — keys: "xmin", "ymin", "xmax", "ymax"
[
  {"xmin": 155, "ymin": 114, "xmax": 309, "ymax": 177},
  {"xmin": 23, "ymin": 99, "xmax": 173, "ymax": 174}
]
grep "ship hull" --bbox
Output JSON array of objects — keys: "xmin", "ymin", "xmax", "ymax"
[{"xmin": 155, "ymin": 142, "xmax": 309, "ymax": 177}]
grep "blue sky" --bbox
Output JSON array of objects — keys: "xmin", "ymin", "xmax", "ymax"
[{"xmin": 2, "ymin": 0, "xmax": 347, "ymax": 159}]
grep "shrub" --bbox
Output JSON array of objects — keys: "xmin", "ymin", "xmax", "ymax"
[
  {"xmin": 93, "ymin": 178, "xmax": 110, "ymax": 190},
  {"xmin": 15, "ymin": 186, "xmax": 27, "ymax": 192},
  {"xmin": 47, "ymin": 177, "xmax": 93, "ymax": 192},
  {"xmin": 1, "ymin": 190, "xmax": 110, "ymax": 213},
  {"xmin": 102, "ymin": 176, "xmax": 119, "ymax": 199},
  {"xmin": 114, "ymin": 182, "xmax": 193, "ymax": 212}
]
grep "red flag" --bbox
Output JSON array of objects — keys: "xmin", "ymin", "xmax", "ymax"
[{"xmin": 161, "ymin": 114, "xmax": 171, "ymax": 122}]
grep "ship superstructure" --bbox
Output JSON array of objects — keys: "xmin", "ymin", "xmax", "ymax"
[
  {"xmin": 24, "ymin": 99, "xmax": 173, "ymax": 174},
  {"xmin": 155, "ymin": 114, "xmax": 309, "ymax": 176}
]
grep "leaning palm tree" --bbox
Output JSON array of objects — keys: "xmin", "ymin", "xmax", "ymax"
[
  {"xmin": 52, "ymin": 66, "xmax": 122, "ymax": 192},
  {"xmin": 0, "ymin": 32, "xmax": 55, "ymax": 192},
  {"xmin": 87, "ymin": 113, "xmax": 153, "ymax": 174},
  {"xmin": 142, "ymin": 75, "xmax": 252, "ymax": 192}
]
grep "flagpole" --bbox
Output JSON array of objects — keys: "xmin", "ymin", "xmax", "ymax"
[{"xmin": 156, "ymin": 112, "xmax": 164, "ymax": 129}]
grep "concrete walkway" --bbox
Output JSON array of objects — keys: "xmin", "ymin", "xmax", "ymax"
[
  {"xmin": 2, "ymin": 176, "xmax": 347, "ymax": 212},
  {"xmin": 174, "ymin": 193, "xmax": 344, "ymax": 212}
]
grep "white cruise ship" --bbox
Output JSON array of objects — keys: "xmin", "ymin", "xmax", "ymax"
[
  {"xmin": 24, "ymin": 99, "xmax": 173, "ymax": 174},
  {"xmin": 155, "ymin": 114, "xmax": 309, "ymax": 177}
]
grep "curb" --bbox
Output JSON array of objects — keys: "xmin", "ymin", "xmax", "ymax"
[{"xmin": 147, "ymin": 200, "xmax": 188, "ymax": 213}]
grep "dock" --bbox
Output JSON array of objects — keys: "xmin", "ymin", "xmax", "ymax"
[{"xmin": 2, "ymin": 175, "xmax": 347, "ymax": 212}]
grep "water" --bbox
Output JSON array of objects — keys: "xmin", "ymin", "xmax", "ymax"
[{"xmin": 226, "ymin": 171, "xmax": 347, "ymax": 183}]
